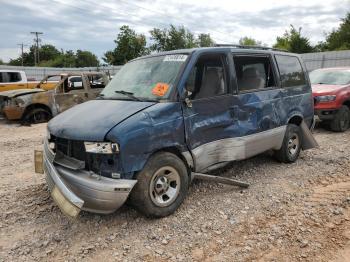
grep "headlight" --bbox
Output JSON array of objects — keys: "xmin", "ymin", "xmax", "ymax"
[
  {"xmin": 84, "ymin": 142, "xmax": 119, "ymax": 154},
  {"xmin": 315, "ymin": 95, "xmax": 336, "ymax": 103}
]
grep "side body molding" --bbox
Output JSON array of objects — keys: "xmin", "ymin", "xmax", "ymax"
[{"xmin": 191, "ymin": 126, "xmax": 287, "ymax": 172}]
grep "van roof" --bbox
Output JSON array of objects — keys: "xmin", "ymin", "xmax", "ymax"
[{"xmin": 132, "ymin": 46, "xmax": 297, "ymax": 62}]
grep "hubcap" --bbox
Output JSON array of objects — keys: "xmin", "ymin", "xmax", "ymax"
[
  {"xmin": 288, "ymin": 133, "xmax": 299, "ymax": 156},
  {"xmin": 149, "ymin": 166, "xmax": 180, "ymax": 207}
]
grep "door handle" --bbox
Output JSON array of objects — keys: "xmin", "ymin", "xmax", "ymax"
[{"xmin": 18, "ymin": 84, "xmax": 25, "ymax": 87}]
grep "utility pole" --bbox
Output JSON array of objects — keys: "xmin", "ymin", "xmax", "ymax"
[
  {"xmin": 17, "ymin": 43, "xmax": 28, "ymax": 66},
  {"xmin": 30, "ymin": 32, "xmax": 43, "ymax": 66}
]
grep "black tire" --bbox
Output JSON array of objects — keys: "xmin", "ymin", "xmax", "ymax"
[
  {"xmin": 23, "ymin": 108, "xmax": 52, "ymax": 124},
  {"xmin": 129, "ymin": 152, "xmax": 189, "ymax": 218},
  {"xmin": 330, "ymin": 105, "xmax": 350, "ymax": 132},
  {"xmin": 274, "ymin": 124, "xmax": 302, "ymax": 163}
]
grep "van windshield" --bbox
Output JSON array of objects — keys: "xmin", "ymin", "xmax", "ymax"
[
  {"xmin": 309, "ymin": 69, "xmax": 350, "ymax": 85},
  {"xmin": 101, "ymin": 54, "xmax": 188, "ymax": 101}
]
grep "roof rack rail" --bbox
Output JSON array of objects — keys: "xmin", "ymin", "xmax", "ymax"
[{"xmin": 214, "ymin": 44, "xmax": 289, "ymax": 53}]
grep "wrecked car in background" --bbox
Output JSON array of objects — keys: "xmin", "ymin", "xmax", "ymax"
[
  {"xmin": 0, "ymin": 72, "xmax": 109, "ymax": 123},
  {"xmin": 35, "ymin": 46, "xmax": 317, "ymax": 218},
  {"xmin": 310, "ymin": 67, "xmax": 350, "ymax": 132},
  {"xmin": 0, "ymin": 70, "xmax": 57, "ymax": 91}
]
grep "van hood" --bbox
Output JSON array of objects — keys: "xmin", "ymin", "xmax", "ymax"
[{"xmin": 48, "ymin": 99, "xmax": 156, "ymax": 141}]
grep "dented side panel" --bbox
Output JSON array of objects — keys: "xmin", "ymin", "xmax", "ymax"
[{"xmin": 106, "ymin": 102, "xmax": 186, "ymax": 178}]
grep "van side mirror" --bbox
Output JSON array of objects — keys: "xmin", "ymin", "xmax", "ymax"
[{"xmin": 184, "ymin": 89, "xmax": 192, "ymax": 108}]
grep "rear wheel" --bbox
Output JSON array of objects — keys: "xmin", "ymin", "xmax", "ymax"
[
  {"xmin": 129, "ymin": 152, "xmax": 189, "ymax": 217},
  {"xmin": 23, "ymin": 108, "xmax": 52, "ymax": 124},
  {"xmin": 330, "ymin": 105, "xmax": 350, "ymax": 132},
  {"xmin": 274, "ymin": 124, "xmax": 302, "ymax": 163}
]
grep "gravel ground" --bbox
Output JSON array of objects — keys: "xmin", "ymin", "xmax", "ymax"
[{"xmin": 0, "ymin": 120, "xmax": 350, "ymax": 261}]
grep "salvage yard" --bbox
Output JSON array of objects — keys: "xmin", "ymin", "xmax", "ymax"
[{"xmin": 0, "ymin": 121, "xmax": 350, "ymax": 261}]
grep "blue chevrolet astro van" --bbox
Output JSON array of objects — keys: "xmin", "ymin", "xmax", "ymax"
[{"xmin": 38, "ymin": 46, "xmax": 315, "ymax": 218}]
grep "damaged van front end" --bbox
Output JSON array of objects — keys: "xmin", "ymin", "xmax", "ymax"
[
  {"xmin": 35, "ymin": 98, "xmax": 161, "ymax": 217},
  {"xmin": 39, "ymin": 137, "xmax": 137, "ymax": 217}
]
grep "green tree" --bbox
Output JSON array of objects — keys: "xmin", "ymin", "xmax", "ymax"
[
  {"xmin": 239, "ymin": 36, "xmax": 262, "ymax": 46},
  {"xmin": 103, "ymin": 25, "xmax": 148, "ymax": 65},
  {"xmin": 323, "ymin": 12, "xmax": 350, "ymax": 50},
  {"xmin": 75, "ymin": 50, "xmax": 99, "ymax": 67},
  {"xmin": 40, "ymin": 50, "xmax": 76, "ymax": 67},
  {"xmin": 0, "ymin": 59, "xmax": 5, "ymax": 65},
  {"xmin": 197, "ymin": 33, "xmax": 215, "ymax": 47},
  {"xmin": 150, "ymin": 25, "xmax": 198, "ymax": 51},
  {"xmin": 273, "ymin": 25, "xmax": 314, "ymax": 53},
  {"xmin": 38, "ymin": 44, "xmax": 61, "ymax": 63},
  {"xmin": 9, "ymin": 45, "xmax": 99, "ymax": 68}
]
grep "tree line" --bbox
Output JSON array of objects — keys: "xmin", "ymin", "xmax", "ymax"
[
  {"xmin": 6, "ymin": 45, "xmax": 99, "ymax": 67},
  {"xmin": 2, "ymin": 12, "xmax": 349, "ymax": 67},
  {"xmin": 104, "ymin": 12, "xmax": 350, "ymax": 65}
]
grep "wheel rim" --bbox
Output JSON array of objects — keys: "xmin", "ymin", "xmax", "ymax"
[
  {"xmin": 149, "ymin": 166, "xmax": 180, "ymax": 207},
  {"xmin": 288, "ymin": 133, "xmax": 300, "ymax": 157}
]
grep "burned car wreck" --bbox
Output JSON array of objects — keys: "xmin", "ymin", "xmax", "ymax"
[
  {"xmin": 0, "ymin": 72, "xmax": 109, "ymax": 123},
  {"xmin": 35, "ymin": 46, "xmax": 318, "ymax": 218}
]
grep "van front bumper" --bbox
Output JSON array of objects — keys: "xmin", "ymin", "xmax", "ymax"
[
  {"xmin": 315, "ymin": 109, "xmax": 338, "ymax": 121},
  {"xmin": 41, "ymin": 139, "xmax": 137, "ymax": 217}
]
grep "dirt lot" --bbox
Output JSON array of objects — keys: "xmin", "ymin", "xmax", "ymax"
[{"xmin": 0, "ymin": 120, "xmax": 350, "ymax": 262}]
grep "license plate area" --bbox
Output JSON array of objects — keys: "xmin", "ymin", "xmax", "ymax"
[{"xmin": 51, "ymin": 186, "xmax": 81, "ymax": 218}]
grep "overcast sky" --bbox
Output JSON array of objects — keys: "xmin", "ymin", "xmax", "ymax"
[{"xmin": 0, "ymin": 0, "xmax": 349, "ymax": 62}]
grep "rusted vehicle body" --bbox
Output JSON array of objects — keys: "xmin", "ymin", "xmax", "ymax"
[{"xmin": 0, "ymin": 72, "xmax": 109, "ymax": 123}]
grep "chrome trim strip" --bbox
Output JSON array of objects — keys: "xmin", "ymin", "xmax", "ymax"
[{"xmin": 192, "ymin": 126, "xmax": 287, "ymax": 171}]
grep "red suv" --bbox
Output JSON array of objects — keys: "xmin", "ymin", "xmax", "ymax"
[{"xmin": 310, "ymin": 67, "xmax": 350, "ymax": 132}]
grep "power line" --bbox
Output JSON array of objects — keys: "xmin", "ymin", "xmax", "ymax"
[
  {"xmin": 30, "ymin": 31, "xmax": 43, "ymax": 66},
  {"xmin": 17, "ymin": 43, "xmax": 28, "ymax": 66}
]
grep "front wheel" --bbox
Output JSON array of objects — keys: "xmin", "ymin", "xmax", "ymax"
[
  {"xmin": 274, "ymin": 124, "xmax": 302, "ymax": 163},
  {"xmin": 129, "ymin": 152, "xmax": 189, "ymax": 217},
  {"xmin": 23, "ymin": 108, "xmax": 51, "ymax": 124},
  {"xmin": 330, "ymin": 105, "xmax": 350, "ymax": 132}
]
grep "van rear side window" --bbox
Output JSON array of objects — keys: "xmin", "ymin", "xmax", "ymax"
[
  {"xmin": 275, "ymin": 55, "xmax": 306, "ymax": 88},
  {"xmin": 233, "ymin": 55, "xmax": 276, "ymax": 92}
]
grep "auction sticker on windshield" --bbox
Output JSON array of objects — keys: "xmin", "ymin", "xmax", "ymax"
[
  {"xmin": 163, "ymin": 54, "xmax": 188, "ymax": 62},
  {"xmin": 152, "ymin": 82, "xmax": 170, "ymax": 96}
]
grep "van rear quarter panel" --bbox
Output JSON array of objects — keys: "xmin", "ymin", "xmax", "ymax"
[{"xmin": 276, "ymin": 55, "xmax": 314, "ymax": 127}]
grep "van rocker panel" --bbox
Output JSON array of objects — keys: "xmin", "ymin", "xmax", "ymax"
[{"xmin": 192, "ymin": 125, "xmax": 286, "ymax": 171}]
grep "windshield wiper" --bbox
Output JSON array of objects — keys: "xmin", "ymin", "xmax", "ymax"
[{"xmin": 114, "ymin": 90, "xmax": 143, "ymax": 101}]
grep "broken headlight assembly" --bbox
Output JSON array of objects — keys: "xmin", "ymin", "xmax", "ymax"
[
  {"xmin": 84, "ymin": 142, "xmax": 119, "ymax": 154},
  {"xmin": 315, "ymin": 95, "xmax": 336, "ymax": 103}
]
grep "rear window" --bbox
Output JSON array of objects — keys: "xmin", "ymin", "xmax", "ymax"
[{"xmin": 275, "ymin": 55, "xmax": 306, "ymax": 88}]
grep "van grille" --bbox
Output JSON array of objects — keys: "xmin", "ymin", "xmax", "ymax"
[{"xmin": 55, "ymin": 137, "xmax": 86, "ymax": 161}]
